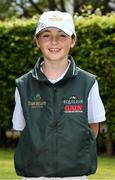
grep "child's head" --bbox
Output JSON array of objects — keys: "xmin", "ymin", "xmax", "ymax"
[
  {"xmin": 35, "ymin": 11, "xmax": 76, "ymax": 38},
  {"xmin": 34, "ymin": 11, "xmax": 76, "ymax": 61}
]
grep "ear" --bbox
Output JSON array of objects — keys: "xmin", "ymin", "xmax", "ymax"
[
  {"xmin": 70, "ymin": 37, "xmax": 77, "ymax": 48},
  {"xmin": 34, "ymin": 37, "xmax": 40, "ymax": 48}
]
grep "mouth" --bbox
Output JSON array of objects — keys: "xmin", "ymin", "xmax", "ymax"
[{"xmin": 49, "ymin": 48, "xmax": 61, "ymax": 53}]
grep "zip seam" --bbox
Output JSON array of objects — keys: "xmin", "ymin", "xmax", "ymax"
[{"xmin": 53, "ymin": 86, "xmax": 58, "ymax": 176}]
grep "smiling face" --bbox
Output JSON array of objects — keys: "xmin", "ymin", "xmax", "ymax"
[{"xmin": 35, "ymin": 28, "xmax": 76, "ymax": 63}]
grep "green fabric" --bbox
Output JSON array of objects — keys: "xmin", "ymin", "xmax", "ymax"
[{"xmin": 14, "ymin": 56, "xmax": 97, "ymax": 177}]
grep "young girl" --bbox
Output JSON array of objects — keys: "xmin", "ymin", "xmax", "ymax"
[{"xmin": 12, "ymin": 11, "xmax": 106, "ymax": 180}]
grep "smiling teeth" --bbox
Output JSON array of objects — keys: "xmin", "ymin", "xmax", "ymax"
[{"xmin": 49, "ymin": 48, "xmax": 60, "ymax": 52}]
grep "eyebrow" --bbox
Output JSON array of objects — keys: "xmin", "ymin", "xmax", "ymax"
[{"xmin": 41, "ymin": 30, "xmax": 51, "ymax": 33}]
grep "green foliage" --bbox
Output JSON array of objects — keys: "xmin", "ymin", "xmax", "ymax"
[
  {"xmin": 73, "ymin": 13, "xmax": 115, "ymax": 140},
  {"xmin": 0, "ymin": 17, "xmax": 39, "ymax": 130},
  {"xmin": 0, "ymin": 0, "xmax": 16, "ymax": 20},
  {"xmin": 0, "ymin": 14, "xmax": 115, "ymax": 141}
]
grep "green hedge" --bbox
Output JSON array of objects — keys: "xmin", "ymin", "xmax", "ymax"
[
  {"xmin": 0, "ymin": 14, "xmax": 115, "ymax": 140},
  {"xmin": 73, "ymin": 13, "xmax": 115, "ymax": 141}
]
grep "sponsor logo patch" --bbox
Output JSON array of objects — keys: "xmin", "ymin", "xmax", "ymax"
[
  {"xmin": 28, "ymin": 94, "xmax": 46, "ymax": 108},
  {"xmin": 63, "ymin": 96, "xmax": 83, "ymax": 113}
]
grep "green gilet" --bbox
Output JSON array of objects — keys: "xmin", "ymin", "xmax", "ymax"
[{"xmin": 14, "ymin": 56, "xmax": 97, "ymax": 177}]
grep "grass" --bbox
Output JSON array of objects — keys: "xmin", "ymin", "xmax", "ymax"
[
  {"xmin": 0, "ymin": 148, "xmax": 21, "ymax": 180},
  {"xmin": 89, "ymin": 156, "xmax": 115, "ymax": 179},
  {"xmin": 0, "ymin": 148, "xmax": 115, "ymax": 179}
]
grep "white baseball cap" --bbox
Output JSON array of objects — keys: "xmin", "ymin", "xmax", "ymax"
[{"xmin": 35, "ymin": 11, "xmax": 76, "ymax": 37}]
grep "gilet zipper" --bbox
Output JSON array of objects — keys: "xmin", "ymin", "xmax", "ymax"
[{"xmin": 53, "ymin": 86, "xmax": 58, "ymax": 176}]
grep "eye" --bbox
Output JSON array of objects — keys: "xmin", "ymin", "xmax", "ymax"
[
  {"xmin": 60, "ymin": 34, "xmax": 67, "ymax": 38},
  {"xmin": 42, "ymin": 34, "xmax": 50, "ymax": 38}
]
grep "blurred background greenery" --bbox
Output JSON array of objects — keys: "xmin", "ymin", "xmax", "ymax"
[{"xmin": 0, "ymin": 0, "xmax": 115, "ymax": 157}]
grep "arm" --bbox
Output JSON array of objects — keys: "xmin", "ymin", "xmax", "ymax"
[
  {"xmin": 12, "ymin": 87, "xmax": 26, "ymax": 131},
  {"xmin": 88, "ymin": 81, "xmax": 106, "ymax": 138},
  {"xmin": 89, "ymin": 123, "xmax": 99, "ymax": 138}
]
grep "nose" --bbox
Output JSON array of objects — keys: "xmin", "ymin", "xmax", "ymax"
[{"xmin": 51, "ymin": 36, "xmax": 58, "ymax": 45}]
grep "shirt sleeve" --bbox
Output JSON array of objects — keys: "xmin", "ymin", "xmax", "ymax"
[
  {"xmin": 88, "ymin": 80, "xmax": 106, "ymax": 124},
  {"xmin": 12, "ymin": 87, "xmax": 26, "ymax": 131}
]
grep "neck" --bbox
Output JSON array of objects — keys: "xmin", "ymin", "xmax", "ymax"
[{"xmin": 41, "ymin": 59, "xmax": 69, "ymax": 80}]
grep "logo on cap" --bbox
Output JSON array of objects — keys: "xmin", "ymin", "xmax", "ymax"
[{"xmin": 49, "ymin": 14, "xmax": 64, "ymax": 22}]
